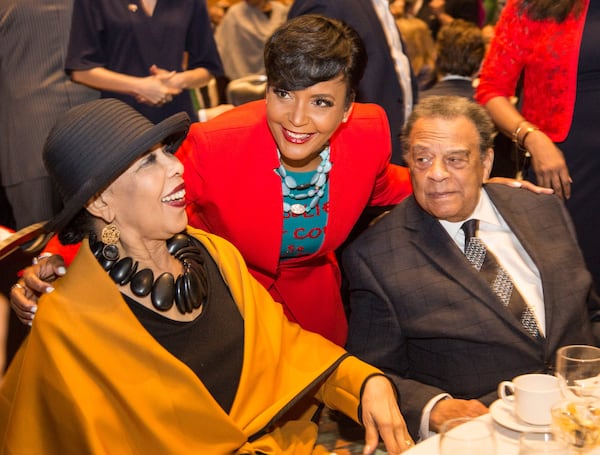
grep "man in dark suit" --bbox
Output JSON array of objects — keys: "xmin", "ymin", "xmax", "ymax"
[
  {"xmin": 288, "ymin": 0, "xmax": 417, "ymax": 165},
  {"xmin": 420, "ymin": 20, "xmax": 484, "ymax": 101},
  {"xmin": 343, "ymin": 96, "xmax": 600, "ymax": 440}
]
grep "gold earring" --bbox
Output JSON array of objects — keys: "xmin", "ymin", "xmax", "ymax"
[
  {"xmin": 101, "ymin": 223, "xmax": 120, "ymax": 244},
  {"xmin": 100, "ymin": 223, "xmax": 120, "ymax": 262}
]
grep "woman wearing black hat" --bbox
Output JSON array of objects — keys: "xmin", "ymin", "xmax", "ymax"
[{"xmin": 0, "ymin": 98, "xmax": 413, "ymax": 453}]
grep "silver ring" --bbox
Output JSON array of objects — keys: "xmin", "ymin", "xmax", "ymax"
[{"xmin": 33, "ymin": 252, "xmax": 54, "ymax": 265}]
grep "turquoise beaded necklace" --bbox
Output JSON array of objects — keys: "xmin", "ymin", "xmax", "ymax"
[{"xmin": 275, "ymin": 145, "xmax": 332, "ymax": 215}]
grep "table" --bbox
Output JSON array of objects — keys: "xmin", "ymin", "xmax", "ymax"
[
  {"xmin": 404, "ymin": 414, "xmax": 517, "ymax": 454},
  {"xmin": 317, "ymin": 405, "xmax": 600, "ymax": 454},
  {"xmin": 405, "ymin": 413, "xmax": 600, "ymax": 454}
]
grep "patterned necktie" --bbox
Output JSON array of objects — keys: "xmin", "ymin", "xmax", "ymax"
[{"xmin": 461, "ymin": 219, "xmax": 541, "ymax": 338}]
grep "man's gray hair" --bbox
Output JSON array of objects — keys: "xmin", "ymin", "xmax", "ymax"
[{"xmin": 402, "ymin": 96, "xmax": 496, "ymax": 160}]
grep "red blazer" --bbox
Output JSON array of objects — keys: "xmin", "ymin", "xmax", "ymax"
[
  {"xmin": 177, "ymin": 100, "xmax": 412, "ymax": 345},
  {"xmin": 476, "ymin": 0, "xmax": 589, "ymax": 142}
]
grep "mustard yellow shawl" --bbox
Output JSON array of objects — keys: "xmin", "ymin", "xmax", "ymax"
[{"xmin": 0, "ymin": 227, "xmax": 379, "ymax": 454}]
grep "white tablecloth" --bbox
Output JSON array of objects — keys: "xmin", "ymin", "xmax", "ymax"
[{"xmin": 404, "ymin": 413, "xmax": 600, "ymax": 454}]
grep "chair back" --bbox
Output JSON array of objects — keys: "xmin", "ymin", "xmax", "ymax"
[
  {"xmin": 226, "ymin": 75, "xmax": 267, "ymax": 106},
  {"xmin": 0, "ymin": 222, "xmax": 50, "ymax": 262}
]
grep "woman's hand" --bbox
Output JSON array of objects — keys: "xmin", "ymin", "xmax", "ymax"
[
  {"xmin": 360, "ymin": 375, "xmax": 414, "ymax": 454},
  {"xmin": 149, "ymin": 64, "xmax": 213, "ymax": 93},
  {"xmin": 150, "ymin": 64, "xmax": 186, "ymax": 91},
  {"xmin": 486, "ymin": 176, "xmax": 554, "ymax": 195},
  {"xmin": 10, "ymin": 255, "xmax": 66, "ymax": 326},
  {"xmin": 482, "ymin": 97, "xmax": 571, "ymax": 200},
  {"xmin": 525, "ymin": 130, "xmax": 571, "ymax": 199},
  {"xmin": 135, "ymin": 73, "xmax": 181, "ymax": 106}
]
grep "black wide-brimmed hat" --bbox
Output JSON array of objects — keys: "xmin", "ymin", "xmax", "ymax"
[{"xmin": 44, "ymin": 98, "xmax": 190, "ymax": 234}]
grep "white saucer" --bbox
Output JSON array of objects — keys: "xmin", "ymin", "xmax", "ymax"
[{"xmin": 489, "ymin": 399, "xmax": 551, "ymax": 433}]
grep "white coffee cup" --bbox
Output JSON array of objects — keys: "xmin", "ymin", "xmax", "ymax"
[{"xmin": 498, "ymin": 374, "xmax": 561, "ymax": 425}]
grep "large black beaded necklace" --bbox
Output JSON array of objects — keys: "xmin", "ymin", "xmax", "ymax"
[{"xmin": 90, "ymin": 232, "xmax": 208, "ymax": 314}]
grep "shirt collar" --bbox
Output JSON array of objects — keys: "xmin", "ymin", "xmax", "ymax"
[{"xmin": 439, "ymin": 188, "xmax": 500, "ymax": 239}]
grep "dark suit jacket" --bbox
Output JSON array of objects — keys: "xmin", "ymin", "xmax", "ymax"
[
  {"xmin": 420, "ymin": 78, "xmax": 475, "ymax": 101},
  {"xmin": 288, "ymin": 0, "xmax": 418, "ymax": 165},
  {"xmin": 343, "ymin": 184, "xmax": 600, "ymax": 438}
]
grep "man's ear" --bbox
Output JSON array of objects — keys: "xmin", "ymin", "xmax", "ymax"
[
  {"xmin": 482, "ymin": 148, "xmax": 494, "ymax": 180},
  {"xmin": 85, "ymin": 192, "xmax": 114, "ymax": 224}
]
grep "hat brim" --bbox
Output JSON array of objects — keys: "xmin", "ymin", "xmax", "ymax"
[{"xmin": 45, "ymin": 111, "xmax": 190, "ymax": 234}]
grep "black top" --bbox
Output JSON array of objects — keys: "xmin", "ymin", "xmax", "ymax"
[
  {"xmin": 124, "ymin": 241, "xmax": 244, "ymax": 413},
  {"xmin": 66, "ymin": 0, "xmax": 223, "ymax": 123}
]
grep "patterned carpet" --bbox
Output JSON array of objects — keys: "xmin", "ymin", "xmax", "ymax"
[{"xmin": 316, "ymin": 408, "xmax": 387, "ymax": 454}]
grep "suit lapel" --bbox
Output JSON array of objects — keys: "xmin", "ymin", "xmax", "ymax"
[
  {"xmin": 404, "ymin": 195, "xmax": 540, "ymax": 333},
  {"xmin": 250, "ymin": 119, "xmax": 286, "ymax": 274}
]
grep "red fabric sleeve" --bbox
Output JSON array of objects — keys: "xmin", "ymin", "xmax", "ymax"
[{"xmin": 44, "ymin": 235, "xmax": 80, "ymax": 267}]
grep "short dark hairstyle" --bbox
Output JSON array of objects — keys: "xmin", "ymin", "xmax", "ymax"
[
  {"xmin": 264, "ymin": 14, "xmax": 367, "ymax": 106},
  {"xmin": 402, "ymin": 96, "xmax": 496, "ymax": 159},
  {"xmin": 58, "ymin": 209, "xmax": 97, "ymax": 245},
  {"xmin": 435, "ymin": 19, "xmax": 484, "ymax": 78}
]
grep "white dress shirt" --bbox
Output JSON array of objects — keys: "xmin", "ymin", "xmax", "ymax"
[{"xmin": 439, "ymin": 188, "xmax": 545, "ymax": 333}]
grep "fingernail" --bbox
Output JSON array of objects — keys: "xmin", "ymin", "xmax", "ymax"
[
  {"xmin": 46, "ymin": 286, "xmax": 55, "ymax": 293},
  {"xmin": 27, "ymin": 321, "xmax": 32, "ymax": 327},
  {"xmin": 31, "ymin": 305, "xmax": 38, "ymax": 314},
  {"xmin": 57, "ymin": 266, "xmax": 67, "ymax": 275}
]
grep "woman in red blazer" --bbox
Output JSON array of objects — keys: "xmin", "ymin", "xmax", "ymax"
[
  {"xmin": 178, "ymin": 15, "xmax": 412, "ymax": 345},
  {"xmin": 476, "ymin": 0, "xmax": 600, "ymax": 294},
  {"xmin": 178, "ymin": 101, "xmax": 410, "ymax": 346}
]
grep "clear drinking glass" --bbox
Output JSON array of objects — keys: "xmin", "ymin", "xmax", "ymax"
[
  {"xmin": 439, "ymin": 417, "xmax": 496, "ymax": 455},
  {"xmin": 551, "ymin": 400, "xmax": 600, "ymax": 453},
  {"xmin": 518, "ymin": 431, "xmax": 570, "ymax": 454},
  {"xmin": 555, "ymin": 345, "xmax": 600, "ymax": 401}
]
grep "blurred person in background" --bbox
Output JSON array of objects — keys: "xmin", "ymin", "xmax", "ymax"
[
  {"xmin": 396, "ymin": 16, "xmax": 437, "ymax": 92},
  {"xmin": 420, "ymin": 19, "xmax": 485, "ymax": 100},
  {"xmin": 215, "ymin": 0, "xmax": 289, "ymax": 81},
  {"xmin": 208, "ymin": 0, "xmax": 231, "ymax": 29},
  {"xmin": 65, "ymin": 0, "xmax": 223, "ymax": 123},
  {"xmin": 403, "ymin": 0, "xmax": 484, "ymax": 38},
  {"xmin": 0, "ymin": 0, "xmax": 99, "ymax": 229}
]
